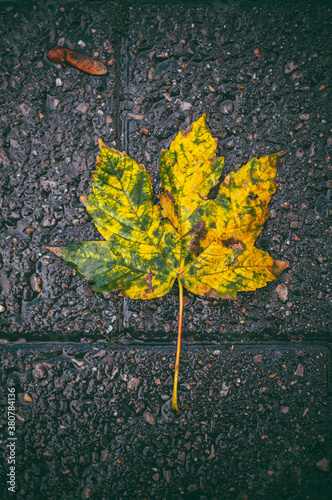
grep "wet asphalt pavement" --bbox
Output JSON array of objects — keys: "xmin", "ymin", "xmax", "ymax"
[{"xmin": 0, "ymin": 0, "xmax": 331, "ymax": 498}]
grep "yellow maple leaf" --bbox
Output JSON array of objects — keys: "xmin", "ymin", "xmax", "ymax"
[{"xmin": 47, "ymin": 114, "xmax": 288, "ymax": 412}]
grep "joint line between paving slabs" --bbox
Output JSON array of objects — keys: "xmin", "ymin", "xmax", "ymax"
[
  {"xmin": 111, "ymin": 0, "xmax": 131, "ymax": 332},
  {"xmin": 112, "ymin": 0, "xmax": 130, "ymax": 153}
]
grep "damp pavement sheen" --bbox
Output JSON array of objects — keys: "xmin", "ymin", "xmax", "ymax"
[
  {"xmin": 0, "ymin": 343, "xmax": 331, "ymax": 499},
  {"xmin": 0, "ymin": 0, "xmax": 331, "ymax": 499},
  {"xmin": 0, "ymin": 0, "xmax": 331, "ymax": 342}
]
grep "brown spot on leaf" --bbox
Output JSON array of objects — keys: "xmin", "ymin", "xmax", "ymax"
[
  {"xmin": 188, "ymin": 221, "xmax": 207, "ymax": 256},
  {"xmin": 223, "ymin": 174, "xmax": 231, "ymax": 186},
  {"xmin": 46, "ymin": 246, "xmax": 63, "ymax": 257},
  {"xmin": 144, "ymin": 268, "xmax": 156, "ymax": 294},
  {"xmin": 204, "ymin": 287, "xmax": 219, "ymax": 298},
  {"xmin": 223, "ymin": 293, "xmax": 237, "ymax": 300},
  {"xmin": 221, "ymin": 238, "xmax": 246, "ymax": 252}
]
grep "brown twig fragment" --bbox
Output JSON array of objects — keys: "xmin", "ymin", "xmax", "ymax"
[{"xmin": 47, "ymin": 46, "xmax": 107, "ymax": 75}]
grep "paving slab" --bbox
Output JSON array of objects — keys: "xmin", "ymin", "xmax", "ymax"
[
  {"xmin": 0, "ymin": 0, "xmax": 119, "ymax": 341},
  {"xmin": 122, "ymin": 0, "xmax": 332, "ymax": 342},
  {"xmin": 0, "ymin": 0, "xmax": 331, "ymax": 342},
  {"xmin": 0, "ymin": 342, "xmax": 331, "ymax": 499}
]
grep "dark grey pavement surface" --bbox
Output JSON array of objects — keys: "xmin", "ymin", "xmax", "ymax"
[
  {"xmin": 0, "ymin": 342, "xmax": 331, "ymax": 499},
  {"xmin": 0, "ymin": 0, "xmax": 331, "ymax": 342},
  {"xmin": 0, "ymin": 0, "xmax": 331, "ymax": 499}
]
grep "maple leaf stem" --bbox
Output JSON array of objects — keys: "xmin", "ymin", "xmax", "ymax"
[{"xmin": 172, "ymin": 276, "xmax": 183, "ymax": 413}]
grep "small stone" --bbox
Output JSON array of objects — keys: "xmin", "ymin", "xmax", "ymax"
[
  {"xmin": 19, "ymin": 103, "xmax": 31, "ymax": 116},
  {"xmin": 254, "ymin": 354, "xmax": 262, "ymax": 363},
  {"xmin": 212, "ymin": 350, "xmax": 221, "ymax": 356},
  {"xmin": 220, "ymin": 381, "xmax": 230, "ymax": 397},
  {"xmin": 294, "ymin": 364, "xmax": 304, "ymax": 377},
  {"xmin": 127, "ymin": 377, "xmax": 140, "ymax": 391},
  {"xmin": 72, "ymin": 358, "xmax": 86, "ymax": 368},
  {"xmin": 0, "ymin": 304, "xmax": 5, "ymax": 313},
  {"xmin": 94, "ymin": 350, "xmax": 107, "ymax": 359},
  {"xmin": 76, "ymin": 103, "xmax": 90, "ymax": 114},
  {"xmin": 187, "ymin": 484, "xmax": 198, "ymax": 493},
  {"xmin": 82, "ymin": 285, "xmax": 93, "ymax": 297},
  {"xmin": 183, "ymin": 295, "xmax": 191, "ymax": 307},
  {"xmin": 180, "ymin": 102, "xmax": 192, "ymax": 111},
  {"xmin": 56, "ymin": 78, "xmax": 63, "ymax": 87},
  {"xmin": 77, "ymin": 40, "xmax": 86, "ymax": 48},
  {"xmin": 33, "ymin": 363, "xmax": 47, "ymax": 379},
  {"xmin": 209, "ymin": 445, "xmax": 215, "ymax": 460},
  {"xmin": 152, "ymin": 473, "xmax": 159, "ymax": 481},
  {"xmin": 51, "ymin": 98, "xmax": 60, "ymax": 109},
  {"xmin": 281, "ymin": 406, "xmax": 289, "ymax": 414},
  {"xmin": 43, "ymin": 449, "xmax": 54, "ymax": 460},
  {"xmin": 316, "ymin": 458, "xmax": 330, "ymax": 472},
  {"xmin": 41, "ymin": 218, "xmax": 51, "ymax": 227},
  {"xmin": 285, "ymin": 62, "xmax": 298, "ymax": 74},
  {"xmin": 270, "ymin": 209, "xmax": 277, "ymax": 219},
  {"xmin": 299, "ymin": 113, "xmax": 310, "ymax": 120},
  {"xmin": 31, "ymin": 275, "xmax": 42, "ymax": 293},
  {"xmin": 24, "ymin": 393, "xmax": 33, "ymax": 403},
  {"xmin": 220, "ymin": 100, "xmax": 234, "ymax": 114},
  {"xmin": 103, "ymin": 40, "xmax": 114, "ymax": 53},
  {"xmin": 82, "ymin": 488, "xmax": 91, "ymax": 499},
  {"xmin": 275, "ymin": 283, "xmax": 288, "ymax": 302},
  {"xmin": 145, "ymin": 412, "xmax": 155, "ymax": 425}
]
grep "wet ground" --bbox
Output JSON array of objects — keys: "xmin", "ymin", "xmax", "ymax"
[
  {"xmin": 0, "ymin": 342, "xmax": 331, "ymax": 499},
  {"xmin": 0, "ymin": 0, "xmax": 331, "ymax": 498},
  {"xmin": 0, "ymin": 0, "xmax": 331, "ymax": 342}
]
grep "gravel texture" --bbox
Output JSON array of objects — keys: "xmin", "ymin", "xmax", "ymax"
[
  {"xmin": 0, "ymin": 2, "xmax": 331, "ymax": 498},
  {"xmin": 0, "ymin": 0, "xmax": 331, "ymax": 342},
  {"xmin": 0, "ymin": 342, "xmax": 331, "ymax": 499}
]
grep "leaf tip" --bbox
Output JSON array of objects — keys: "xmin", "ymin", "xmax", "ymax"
[
  {"xmin": 276, "ymin": 149, "xmax": 288, "ymax": 158},
  {"xmin": 98, "ymin": 138, "xmax": 107, "ymax": 149},
  {"xmin": 271, "ymin": 259, "xmax": 289, "ymax": 277},
  {"xmin": 80, "ymin": 195, "xmax": 88, "ymax": 206},
  {"xmin": 46, "ymin": 246, "xmax": 63, "ymax": 257}
]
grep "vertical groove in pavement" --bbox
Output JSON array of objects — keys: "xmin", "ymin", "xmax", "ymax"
[{"xmin": 111, "ymin": 0, "xmax": 131, "ymax": 333}]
